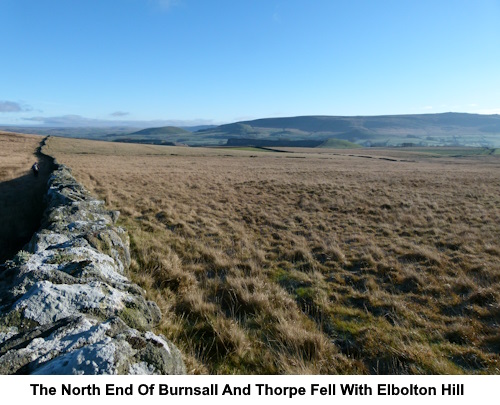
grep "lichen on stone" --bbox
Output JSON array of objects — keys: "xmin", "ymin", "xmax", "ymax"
[{"xmin": 0, "ymin": 164, "xmax": 185, "ymax": 375}]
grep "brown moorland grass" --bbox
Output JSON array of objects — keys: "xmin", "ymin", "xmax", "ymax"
[
  {"xmin": 44, "ymin": 137, "xmax": 500, "ymax": 374},
  {"xmin": 0, "ymin": 132, "xmax": 53, "ymax": 263}
]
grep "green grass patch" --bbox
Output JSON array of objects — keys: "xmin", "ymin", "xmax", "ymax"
[{"xmin": 319, "ymin": 138, "xmax": 362, "ymax": 149}]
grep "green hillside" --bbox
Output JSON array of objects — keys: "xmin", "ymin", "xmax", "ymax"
[
  {"xmin": 198, "ymin": 113, "xmax": 500, "ymax": 147},
  {"xmin": 103, "ymin": 126, "xmax": 193, "ymax": 144},
  {"xmin": 130, "ymin": 126, "xmax": 190, "ymax": 136}
]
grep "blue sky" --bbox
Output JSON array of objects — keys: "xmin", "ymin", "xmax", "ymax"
[{"xmin": 1, "ymin": 0, "xmax": 499, "ymax": 127}]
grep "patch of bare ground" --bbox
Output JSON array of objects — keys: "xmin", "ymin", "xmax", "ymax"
[
  {"xmin": 0, "ymin": 132, "xmax": 54, "ymax": 262},
  {"xmin": 45, "ymin": 137, "xmax": 500, "ymax": 374}
]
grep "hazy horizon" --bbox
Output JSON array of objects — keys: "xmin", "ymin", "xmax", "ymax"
[{"xmin": 1, "ymin": 111, "xmax": 500, "ymax": 130}]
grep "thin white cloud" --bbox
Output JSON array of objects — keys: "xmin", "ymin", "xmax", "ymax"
[
  {"xmin": 23, "ymin": 114, "xmax": 216, "ymax": 128},
  {"xmin": 110, "ymin": 111, "xmax": 130, "ymax": 117},
  {"xmin": 0, "ymin": 100, "xmax": 32, "ymax": 113}
]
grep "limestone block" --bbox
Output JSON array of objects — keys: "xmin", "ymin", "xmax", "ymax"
[{"xmin": 0, "ymin": 164, "xmax": 185, "ymax": 375}]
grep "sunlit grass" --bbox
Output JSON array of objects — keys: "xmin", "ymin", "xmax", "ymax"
[{"xmin": 45, "ymin": 136, "xmax": 500, "ymax": 374}]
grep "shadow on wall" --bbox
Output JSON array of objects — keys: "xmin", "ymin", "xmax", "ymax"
[{"xmin": 0, "ymin": 150, "xmax": 55, "ymax": 263}]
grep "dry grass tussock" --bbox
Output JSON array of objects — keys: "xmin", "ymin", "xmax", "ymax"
[
  {"xmin": 0, "ymin": 132, "xmax": 51, "ymax": 262},
  {"xmin": 45, "ymin": 137, "xmax": 500, "ymax": 374}
]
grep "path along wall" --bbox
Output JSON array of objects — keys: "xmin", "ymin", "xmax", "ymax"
[{"xmin": 0, "ymin": 161, "xmax": 186, "ymax": 374}]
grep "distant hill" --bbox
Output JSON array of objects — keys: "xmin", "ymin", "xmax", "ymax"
[
  {"xmin": 3, "ymin": 113, "xmax": 499, "ymax": 147},
  {"xmin": 198, "ymin": 113, "xmax": 500, "ymax": 148},
  {"xmin": 104, "ymin": 126, "xmax": 192, "ymax": 144},
  {"xmin": 228, "ymin": 113, "xmax": 500, "ymax": 134},
  {"xmin": 130, "ymin": 126, "xmax": 190, "ymax": 136},
  {"xmin": 181, "ymin": 125, "xmax": 218, "ymax": 132}
]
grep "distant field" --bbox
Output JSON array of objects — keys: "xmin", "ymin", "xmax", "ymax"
[
  {"xmin": 388, "ymin": 147, "xmax": 497, "ymax": 157},
  {"xmin": 44, "ymin": 137, "xmax": 500, "ymax": 374},
  {"xmin": 0, "ymin": 132, "xmax": 52, "ymax": 262},
  {"xmin": 318, "ymin": 139, "xmax": 362, "ymax": 149}
]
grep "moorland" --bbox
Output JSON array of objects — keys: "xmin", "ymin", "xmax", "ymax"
[{"xmin": 37, "ymin": 136, "xmax": 500, "ymax": 374}]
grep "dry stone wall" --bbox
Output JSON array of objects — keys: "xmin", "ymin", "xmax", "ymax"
[{"xmin": 0, "ymin": 162, "xmax": 186, "ymax": 374}]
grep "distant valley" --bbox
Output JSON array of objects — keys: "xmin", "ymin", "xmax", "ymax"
[{"xmin": 3, "ymin": 112, "xmax": 500, "ymax": 148}]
